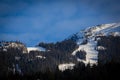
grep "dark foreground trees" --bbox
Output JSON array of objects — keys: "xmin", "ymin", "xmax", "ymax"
[{"xmin": 1, "ymin": 61, "xmax": 120, "ymax": 80}]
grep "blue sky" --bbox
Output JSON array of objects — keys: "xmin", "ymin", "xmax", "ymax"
[{"xmin": 0, "ymin": 0, "xmax": 120, "ymax": 46}]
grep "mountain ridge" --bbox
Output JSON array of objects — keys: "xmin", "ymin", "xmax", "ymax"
[
  {"xmin": 70, "ymin": 22, "xmax": 120, "ymax": 64},
  {"xmin": 0, "ymin": 22, "xmax": 120, "ymax": 74}
]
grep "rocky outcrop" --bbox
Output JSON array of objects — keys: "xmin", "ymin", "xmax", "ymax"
[{"xmin": 0, "ymin": 41, "xmax": 28, "ymax": 54}]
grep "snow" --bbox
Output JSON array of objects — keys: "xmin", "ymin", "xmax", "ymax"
[
  {"xmin": 58, "ymin": 63, "xmax": 75, "ymax": 71},
  {"xmin": 113, "ymin": 32, "xmax": 120, "ymax": 36},
  {"xmin": 72, "ymin": 40, "xmax": 98, "ymax": 65},
  {"xmin": 71, "ymin": 23, "xmax": 120, "ymax": 65},
  {"xmin": 3, "ymin": 48, "xmax": 7, "ymax": 52},
  {"xmin": 109, "ymin": 32, "xmax": 120, "ymax": 36},
  {"xmin": 85, "ymin": 23, "xmax": 120, "ymax": 38},
  {"xmin": 87, "ymin": 23, "xmax": 116, "ymax": 32},
  {"xmin": 11, "ymin": 43, "xmax": 18, "ymax": 47},
  {"xmin": 27, "ymin": 47, "xmax": 46, "ymax": 53},
  {"xmin": 92, "ymin": 23, "xmax": 116, "ymax": 32},
  {"xmin": 36, "ymin": 55, "xmax": 46, "ymax": 59},
  {"xmin": 97, "ymin": 46, "xmax": 106, "ymax": 50}
]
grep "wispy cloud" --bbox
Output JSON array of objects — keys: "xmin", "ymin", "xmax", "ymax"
[{"xmin": 0, "ymin": 0, "xmax": 120, "ymax": 46}]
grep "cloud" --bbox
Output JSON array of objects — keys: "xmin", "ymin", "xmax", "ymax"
[
  {"xmin": 0, "ymin": 1, "xmax": 30, "ymax": 17},
  {"xmin": 0, "ymin": 0, "xmax": 120, "ymax": 46},
  {"xmin": 0, "ymin": 33, "xmax": 43, "ymax": 46},
  {"xmin": 79, "ymin": 0, "xmax": 120, "ymax": 17}
]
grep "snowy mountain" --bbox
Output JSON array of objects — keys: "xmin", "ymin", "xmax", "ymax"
[
  {"xmin": 70, "ymin": 22, "xmax": 120, "ymax": 65},
  {"xmin": 0, "ymin": 22, "xmax": 120, "ymax": 73}
]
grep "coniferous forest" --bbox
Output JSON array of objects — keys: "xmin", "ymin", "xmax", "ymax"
[
  {"xmin": 0, "ymin": 0, "xmax": 120, "ymax": 79},
  {"xmin": 0, "ymin": 36, "xmax": 120, "ymax": 80},
  {"xmin": 0, "ymin": 61, "xmax": 120, "ymax": 80}
]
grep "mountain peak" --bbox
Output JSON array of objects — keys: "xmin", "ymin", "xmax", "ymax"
[
  {"xmin": 71, "ymin": 22, "xmax": 120, "ymax": 65},
  {"xmin": 84, "ymin": 22, "xmax": 120, "ymax": 38}
]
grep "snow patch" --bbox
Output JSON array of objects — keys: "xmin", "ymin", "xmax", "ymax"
[
  {"xmin": 36, "ymin": 55, "xmax": 46, "ymax": 59},
  {"xmin": 109, "ymin": 32, "xmax": 120, "ymax": 36},
  {"xmin": 3, "ymin": 48, "xmax": 7, "ymax": 52},
  {"xmin": 27, "ymin": 47, "xmax": 46, "ymax": 53},
  {"xmin": 97, "ymin": 46, "xmax": 106, "ymax": 50},
  {"xmin": 85, "ymin": 23, "xmax": 120, "ymax": 38},
  {"xmin": 72, "ymin": 40, "xmax": 98, "ymax": 65},
  {"xmin": 58, "ymin": 63, "xmax": 75, "ymax": 71}
]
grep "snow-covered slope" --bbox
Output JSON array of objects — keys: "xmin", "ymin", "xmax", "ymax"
[
  {"xmin": 58, "ymin": 63, "xmax": 75, "ymax": 71},
  {"xmin": 27, "ymin": 47, "xmax": 46, "ymax": 53},
  {"xmin": 72, "ymin": 22, "xmax": 120, "ymax": 65},
  {"xmin": 72, "ymin": 41, "xmax": 98, "ymax": 64}
]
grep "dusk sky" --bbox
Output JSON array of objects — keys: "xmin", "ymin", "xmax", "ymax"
[{"xmin": 0, "ymin": 0, "xmax": 120, "ymax": 46}]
